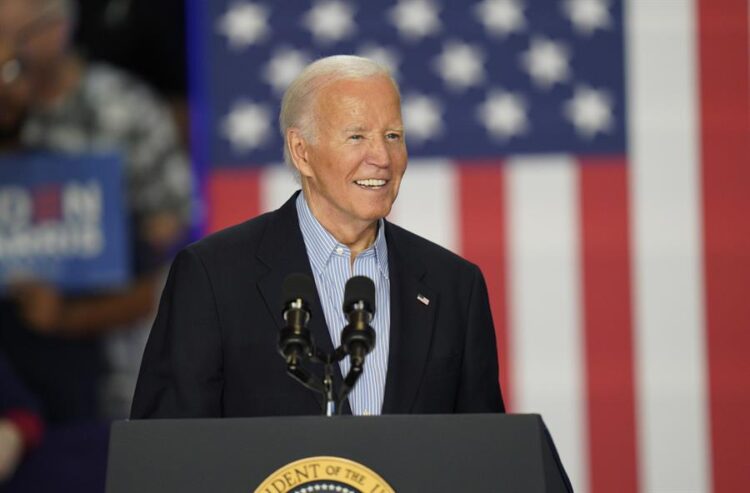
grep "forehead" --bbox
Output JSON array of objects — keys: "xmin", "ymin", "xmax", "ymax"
[
  {"xmin": 0, "ymin": 0, "xmax": 48, "ymax": 36},
  {"xmin": 314, "ymin": 76, "xmax": 401, "ymax": 125}
]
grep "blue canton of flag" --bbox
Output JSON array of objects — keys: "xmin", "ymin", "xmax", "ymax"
[{"xmin": 193, "ymin": 0, "xmax": 625, "ymax": 169}]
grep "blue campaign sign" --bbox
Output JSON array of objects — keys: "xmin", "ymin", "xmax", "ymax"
[{"xmin": 0, "ymin": 152, "xmax": 131, "ymax": 292}]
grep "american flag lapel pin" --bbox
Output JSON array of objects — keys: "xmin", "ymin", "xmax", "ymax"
[{"xmin": 417, "ymin": 294, "xmax": 430, "ymax": 306}]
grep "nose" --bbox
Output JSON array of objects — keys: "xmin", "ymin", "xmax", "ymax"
[{"xmin": 366, "ymin": 137, "xmax": 390, "ymax": 168}]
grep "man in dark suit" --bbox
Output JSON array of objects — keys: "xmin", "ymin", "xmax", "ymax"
[{"xmin": 130, "ymin": 55, "xmax": 504, "ymax": 419}]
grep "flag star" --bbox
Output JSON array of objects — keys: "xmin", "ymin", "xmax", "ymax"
[
  {"xmin": 477, "ymin": 89, "xmax": 529, "ymax": 140},
  {"xmin": 563, "ymin": 0, "xmax": 611, "ymax": 35},
  {"xmin": 216, "ymin": 2, "xmax": 270, "ymax": 50},
  {"xmin": 389, "ymin": 0, "xmax": 441, "ymax": 41},
  {"xmin": 221, "ymin": 101, "xmax": 272, "ymax": 151},
  {"xmin": 521, "ymin": 36, "xmax": 571, "ymax": 89},
  {"xmin": 473, "ymin": 0, "xmax": 526, "ymax": 37},
  {"xmin": 433, "ymin": 41, "xmax": 486, "ymax": 91},
  {"xmin": 303, "ymin": 0, "xmax": 356, "ymax": 44},
  {"xmin": 402, "ymin": 93, "xmax": 444, "ymax": 143},
  {"xmin": 356, "ymin": 44, "xmax": 401, "ymax": 78},
  {"xmin": 564, "ymin": 85, "xmax": 614, "ymax": 138},
  {"xmin": 263, "ymin": 47, "xmax": 310, "ymax": 94}
]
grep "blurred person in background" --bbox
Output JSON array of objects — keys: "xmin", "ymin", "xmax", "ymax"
[
  {"xmin": 0, "ymin": 48, "xmax": 35, "ymax": 451},
  {"xmin": 0, "ymin": 0, "xmax": 193, "ymax": 426}
]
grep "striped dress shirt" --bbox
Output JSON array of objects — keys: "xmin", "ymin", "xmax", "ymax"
[{"xmin": 296, "ymin": 193, "xmax": 390, "ymax": 416}]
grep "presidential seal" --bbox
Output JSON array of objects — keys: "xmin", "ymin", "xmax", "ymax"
[{"xmin": 254, "ymin": 456, "xmax": 395, "ymax": 493}]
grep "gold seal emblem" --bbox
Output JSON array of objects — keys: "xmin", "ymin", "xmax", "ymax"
[{"xmin": 254, "ymin": 456, "xmax": 395, "ymax": 493}]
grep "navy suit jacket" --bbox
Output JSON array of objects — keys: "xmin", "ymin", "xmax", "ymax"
[{"xmin": 130, "ymin": 193, "xmax": 504, "ymax": 418}]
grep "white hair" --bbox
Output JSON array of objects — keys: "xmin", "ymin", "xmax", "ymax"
[{"xmin": 279, "ymin": 55, "xmax": 400, "ymax": 174}]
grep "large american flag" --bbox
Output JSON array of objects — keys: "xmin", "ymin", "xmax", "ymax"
[{"xmin": 187, "ymin": 0, "xmax": 749, "ymax": 491}]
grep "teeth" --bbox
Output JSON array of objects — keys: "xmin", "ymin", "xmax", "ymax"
[{"xmin": 355, "ymin": 179, "xmax": 386, "ymax": 187}]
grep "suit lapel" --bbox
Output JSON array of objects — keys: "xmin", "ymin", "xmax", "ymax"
[
  {"xmin": 381, "ymin": 223, "xmax": 437, "ymax": 414},
  {"xmin": 255, "ymin": 193, "xmax": 350, "ymax": 413}
]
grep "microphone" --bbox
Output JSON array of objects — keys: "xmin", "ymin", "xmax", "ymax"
[
  {"xmin": 278, "ymin": 273, "xmax": 316, "ymax": 369},
  {"xmin": 341, "ymin": 276, "xmax": 376, "ymax": 367}
]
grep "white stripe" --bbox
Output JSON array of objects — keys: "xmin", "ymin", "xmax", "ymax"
[
  {"xmin": 389, "ymin": 158, "xmax": 458, "ymax": 252},
  {"xmin": 627, "ymin": 1, "xmax": 711, "ymax": 491},
  {"xmin": 505, "ymin": 156, "xmax": 588, "ymax": 493},
  {"xmin": 260, "ymin": 163, "xmax": 299, "ymax": 212}
]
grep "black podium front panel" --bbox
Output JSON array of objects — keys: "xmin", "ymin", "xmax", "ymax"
[{"xmin": 106, "ymin": 414, "xmax": 570, "ymax": 492}]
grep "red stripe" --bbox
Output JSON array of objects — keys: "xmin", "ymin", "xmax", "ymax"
[
  {"xmin": 579, "ymin": 160, "xmax": 639, "ymax": 492},
  {"xmin": 207, "ymin": 168, "xmax": 261, "ymax": 233},
  {"xmin": 698, "ymin": 1, "xmax": 750, "ymax": 491},
  {"xmin": 457, "ymin": 162, "xmax": 512, "ymax": 410}
]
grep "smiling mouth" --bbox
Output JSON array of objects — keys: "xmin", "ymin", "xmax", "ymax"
[{"xmin": 354, "ymin": 179, "xmax": 387, "ymax": 189}]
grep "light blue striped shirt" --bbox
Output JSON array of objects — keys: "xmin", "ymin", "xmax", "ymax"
[{"xmin": 296, "ymin": 193, "xmax": 390, "ymax": 416}]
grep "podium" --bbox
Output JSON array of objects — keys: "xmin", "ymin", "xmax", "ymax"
[{"xmin": 106, "ymin": 414, "xmax": 572, "ymax": 492}]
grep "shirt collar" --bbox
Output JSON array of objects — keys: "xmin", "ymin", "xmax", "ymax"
[{"xmin": 296, "ymin": 192, "xmax": 389, "ymax": 279}]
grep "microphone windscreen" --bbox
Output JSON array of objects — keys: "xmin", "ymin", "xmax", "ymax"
[
  {"xmin": 343, "ymin": 275, "xmax": 376, "ymax": 313},
  {"xmin": 282, "ymin": 273, "xmax": 316, "ymax": 307}
]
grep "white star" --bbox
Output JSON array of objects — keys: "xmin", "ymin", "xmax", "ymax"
[
  {"xmin": 221, "ymin": 100, "xmax": 272, "ymax": 151},
  {"xmin": 477, "ymin": 89, "xmax": 528, "ymax": 140},
  {"xmin": 303, "ymin": 1, "xmax": 356, "ymax": 44},
  {"xmin": 521, "ymin": 36, "xmax": 571, "ymax": 89},
  {"xmin": 564, "ymin": 85, "xmax": 614, "ymax": 137},
  {"xmin": 389, "ymin": 0, "xmax": 441, "ymax": 41},
  {"xmin": 402, "ymin": 93, "xmax": 444, "ymax": 143},
  {"xmin": 216, "ymin": 2, "xmax": 270, "ymax": 50},
  {"xmin": 263, "ymin": 48, "xmax": 310, "ymax": 94},
  {"xmin": 356, "ymin": 43, "xmax": 401, "ymax": 78},
  {"xmin": 473, "ymin": 0, "xmax": 526, "ymax": 37},
  {"xmin": 563, "ymin": 0, "xmax": 611, "ymax": 35},
  {"xmin": 433, "ymin": 41, "xmax": 486, "ymax": 91}
]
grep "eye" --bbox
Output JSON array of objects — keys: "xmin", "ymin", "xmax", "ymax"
[
  {"xmin": 348, "ymin": 134, "xmax": 363, "ymax": 141},
  {"xmin": 386, "ymin": 132, "xmax": 402, "ymax": 141}
]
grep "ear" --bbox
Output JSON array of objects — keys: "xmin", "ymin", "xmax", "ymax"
[{"xmin": 287, "ymin": 128, "xmax": 314, "ymax": 178}]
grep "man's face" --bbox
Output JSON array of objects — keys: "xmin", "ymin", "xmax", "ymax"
[
  {"xmin": 296, "ymin": 75, "xmax": 407, "ymax": 232},
  {"xmin": 0, "ymin": 0, "xmax": 69, "ymax": 79}
]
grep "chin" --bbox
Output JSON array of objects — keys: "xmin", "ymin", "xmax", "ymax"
[
  {"xmin": 350, "ymin": 197, "xmax": 391, "ymax": 219},
  {"xmin": 355, "ymin": 206, "xmax": 391, "ymax": 224}
]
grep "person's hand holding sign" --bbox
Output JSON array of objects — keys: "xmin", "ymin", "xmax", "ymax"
[{"xmin": 11, "ymin": 282, "xmax": 63, "ymax": 334}]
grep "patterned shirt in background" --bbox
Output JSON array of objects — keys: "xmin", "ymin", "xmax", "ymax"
[
  {"xmin": 18, "ymin": 63, "xmax": 194, "ymax": 419},
  {"xmin": 21, "ymin": 63, "xmax": 193, "ymax": 272}
]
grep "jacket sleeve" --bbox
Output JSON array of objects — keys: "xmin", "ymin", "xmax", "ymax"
[
  {"xmin": 455, "ymin": 264, "xmax": 505, "ymax": 413},
  {"xmin": 130, "ymin": 247, "xmax": 224, "ymax": 418}
]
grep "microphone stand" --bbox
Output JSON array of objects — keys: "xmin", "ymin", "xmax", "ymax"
[
  {"xmin": 283, "ymin": 346, "xmax": 362, "ymax": 417},
  {"xmin": 322, "ymin": 356, "xmax": 336, "ymax": 417}
]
